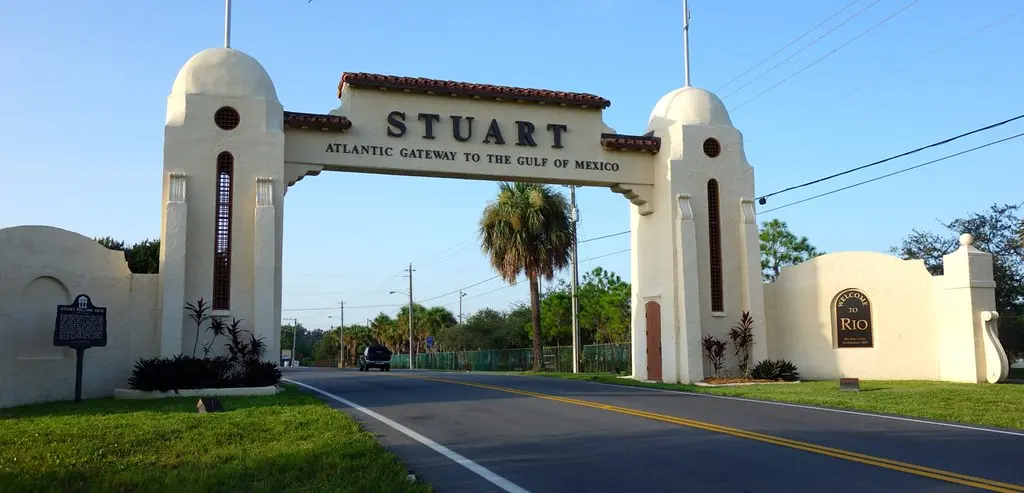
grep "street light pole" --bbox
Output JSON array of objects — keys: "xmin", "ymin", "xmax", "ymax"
[
  {"xmin": 459, "ymin": 291, "xmax": 466, "ymax": 324},
  {"xmin": 338, "ymin": 301, "xmax": 345, "ymax": 368},
  {"xmin": 407, "ymin": 263, "xmax": 415, "ymax": 370},
  {"xmin": 570, "ymin": 185, "xmax": 581, "ymax": 373},
  {"xmin": 284, "ymin": 317, "xmax": 298, "ymax": 367}
]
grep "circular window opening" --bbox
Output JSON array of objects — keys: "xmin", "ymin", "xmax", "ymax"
[
  {"xmin": 214, "ymin": 106, "xmax": 240, "ymax": 131},
  {"xmin": 703, "ymin": 138, "xmax": 721, "ymax": 158}
]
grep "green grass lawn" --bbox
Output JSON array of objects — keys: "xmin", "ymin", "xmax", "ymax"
[
  {"xmin": 527, "ymin": 372, "xmax": 1024, "ymax": 430},
  {"xmin": 0, "ymin": 385, "xmax": 430, "ymax": 493}
]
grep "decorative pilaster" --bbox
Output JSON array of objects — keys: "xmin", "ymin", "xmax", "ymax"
[
  {"xmin": 676, "ymin": 193, "xmax": 704, "ymax": 383},
  {"xmin": 938, "ymin": 233, "xmax": 1004, "ymax": 382},
  {"xmin": 739, "ymin": 198, "xmax": 768, "ymax": 363},
  {"xmin": 159, "ymin": 172, "xmax": 188, "ymax": 357},
  {"xmin": 253, "ymin": 177, "xmax": 277, "ymax": 362},
  {"xmin": 980, "ymin": 311, "xmax": 1010, "ymax": 383}
]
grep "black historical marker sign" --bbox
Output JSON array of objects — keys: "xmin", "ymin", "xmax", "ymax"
[
  {"xmin": 833, "ymin": 288, "xmax": 873, "ymax": 348},
  {"xmin": 54, "ymin": 294, "xmax": 107, "ymax": 349},
  {"xmin": 53, "ymin": 294, "xmax": 107, "ymax": 402}
]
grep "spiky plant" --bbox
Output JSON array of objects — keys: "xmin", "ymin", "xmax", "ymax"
[
  {"xmin": 728, "ymin": 311, "xmax": 756, "ymax": 377},
  {"xmin": 184, "ymin": 297, "xmax": 210, "ymax": 357}
]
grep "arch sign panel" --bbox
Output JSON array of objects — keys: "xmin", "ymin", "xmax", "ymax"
[
  {"xmin": 283, "ymin": 74, "xmax": 657, "ymax": 187},
  {"xmin": 833, "ymin": 288, "xmax": 873, "ymax": 348}
]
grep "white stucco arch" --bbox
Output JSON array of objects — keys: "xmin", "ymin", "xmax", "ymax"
[{"xmin": 156, "ymin": 46, "xmax": 770, "ymax": 384}]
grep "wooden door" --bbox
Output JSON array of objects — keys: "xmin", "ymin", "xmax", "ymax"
[{"xmin": 645, "ymin": 301, "xmax": 662, "ymax": 381}]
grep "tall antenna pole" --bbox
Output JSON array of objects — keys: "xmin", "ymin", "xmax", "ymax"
[
  {"xmin": 224, "ymin": 0, "xmax": 232, "ymax": 48},
  {"xmin": 683, "ymin": 0, "xmax": 691, "ymax": 87}
]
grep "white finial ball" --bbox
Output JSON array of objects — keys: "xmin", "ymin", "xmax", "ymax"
[{"xmin": 959, "ymin": 233, "xmax": 974, "ymax": 246}]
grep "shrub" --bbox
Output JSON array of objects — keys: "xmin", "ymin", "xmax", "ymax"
[
  {"xmin": 128, "ymin": 317, "xmax": 281, "ymax": 391},
  {"xmin": 750, "ymin": 359, "xmax": 800, "ymax": 381},
  {"xmin": 701, "ymin": 334, "xmax": 728, "ymax": 377},
  {"xmin": 238, "ymin": 361, "xmax": 283, "ymax": 387},
  {"xmin": 128, "ymin": 355, "xmax": 232, "ymax": 391}
]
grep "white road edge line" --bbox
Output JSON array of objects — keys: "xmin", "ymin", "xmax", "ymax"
[
  {"xmin": 525, "ymin": 376, "xmax": 1024, "ymax": 438},
  {"xmin": 283, "ymin": 378, "xmax": 530, "ymax": 493}
]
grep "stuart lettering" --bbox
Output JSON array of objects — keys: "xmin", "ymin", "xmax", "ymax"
[
  {"xmin": 418, "ymin": 113, "xmax": 441, "ymax": 139},
  {"xmin": 384, "ymin": 111, "xmax": 570, "ymax": 149},
  {"xmin": 484, "ymin": 119, "xmax": 505, "ymax": 145},
  {"xmin": 516, "ymin": 121, "xmax": 537, "ymax": 147},
  {"xmin": 386, "ymin": 111, "xmax": 406, "ymax": 137},
  {"xmin": 547, "ymin": 123, "xmax": 567, "ymax": 149},
  {"xmin": 451, "ymin": 116, "xmax": 474, "ymax": 142}
]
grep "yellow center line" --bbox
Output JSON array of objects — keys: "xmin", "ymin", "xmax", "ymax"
[{"xmin": 400, "ymin": 374, "xmax": 1024, "ymax": 493}]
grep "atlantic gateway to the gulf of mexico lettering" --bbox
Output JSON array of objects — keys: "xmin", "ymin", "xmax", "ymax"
[{"xmin": 323, "ymin": 110, "xmax": 623, "ymax": 172}]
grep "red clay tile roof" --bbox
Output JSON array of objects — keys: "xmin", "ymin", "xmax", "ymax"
[
  {"xmin": 283, "ymin": 111, "xmax": 352, "ymax": 132},
  {"xmin": 338, "ymin": 72, "xmax": 611, "ymax": 109},
  {"xmin": 600, "ymin": 133, "xmax": 661, "ymax": 153}
]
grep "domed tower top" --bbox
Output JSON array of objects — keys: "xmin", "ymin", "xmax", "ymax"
[
  {"xmin": 647, "ymin": 86, "xmax": 732, "ymax": 131},
  {"xmin": 170, "ymin": 47, "xmax": 279, "ymax": 103}
]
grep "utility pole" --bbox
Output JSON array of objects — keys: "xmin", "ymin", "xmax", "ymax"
[
  {"xmin": 407, "ymin": 263, "xmax": 415, "ymax": 370},
  {"xmin": 284, "ymin": 317, "xmax": 298, "ymax": 367},
  {"xmin": 459, "ymin": 291, "xmax": 466, "ymax": 324},
  {"xmin": 683, "ymin": 0, "xmax": 691, "ymax": 87},
  {"xmin": 337, "ymin": 301, "xmax": 345, "ymax": 368},
  {"xmin": 570, "ymin": 185, "xmax": 581, "ymax": 373}
]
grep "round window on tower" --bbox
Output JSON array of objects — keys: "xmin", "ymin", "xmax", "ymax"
[
  {"xmin": 214, "ymin": 106, "xmax": 241, "ymax": 131},
  {"xmin": 703, "ymin": 138, "xmax": 721, "ymax": 158}
]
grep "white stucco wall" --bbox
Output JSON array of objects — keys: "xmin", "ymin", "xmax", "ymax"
[
  {"xmin": 765, "ymin": 251, "xmax": 939, "ymax": 380},
  {"xmin": 0, "ymin": 226, "xmax": 160, "ymax": 408},
  {"xmin": 764, "ymin": 239, "xmax": 1010, "ymax": 383}
]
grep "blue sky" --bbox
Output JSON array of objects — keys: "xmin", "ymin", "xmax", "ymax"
[{"xmin": 2, "ymin": 0, "xmax": 1022, "ymax": 332}]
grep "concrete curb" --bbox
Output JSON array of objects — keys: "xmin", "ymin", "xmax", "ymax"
[{"xmin": 113, "ymin": 385, "xmax": 283, "ymax": 399}]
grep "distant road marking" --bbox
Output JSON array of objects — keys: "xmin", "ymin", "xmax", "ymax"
[
  {"xmin": 284, "ymin": 378, "xmax": 530, "ymax": 493},
  {"xmin": 408, "ymin": 375, "xmax": 1024, "ymax": 493}
]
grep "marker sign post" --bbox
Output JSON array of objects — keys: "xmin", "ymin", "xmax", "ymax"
[{"xmin": 53, "ymin": 294, "xmax": 107, "ymax": 402}]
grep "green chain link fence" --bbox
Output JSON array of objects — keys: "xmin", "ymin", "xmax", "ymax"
[{"xmin": 388, "ymin": 343, "xmax": 631, "ymax": 374}]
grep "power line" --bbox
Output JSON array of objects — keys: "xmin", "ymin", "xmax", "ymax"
[
  {"xmin": 414, "ymin": 230, "xmax": 631, "ymax": 304},
  {"xmin": 580, "ymin": 230, "xmax": 628, "ymax": 243},
  {"xmin": 716, "ymin": 0, "xmax": 860, "ymax": 93},
  {"xmin": 458, "ymin": 249, "xmax": 632, "ymax": 303},
  {"xmin": 721, "ymin": 0, "xmax": 883, "ymax": 101},
  {"xmin": 828, "ymin": 5, "xmax": 1024, "ymax": 105},
  {"xmin": 283, "ymin": 302, "xmax": 400, "ymax": 312},
  {"xmin": 760, "ymin": 130, "xmax": 1024, "ymax": 214},
  {"xmin": 731, "ymin": 0, "xmax": 920, "ymax": 112},
  {"xmin": 757, "ymin": 112, "xmax": 1024, "ymax": 203}
]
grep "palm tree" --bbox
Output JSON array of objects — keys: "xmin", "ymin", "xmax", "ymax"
[{"xmin": 480, "ymin": 182, "xmax": 574, "ymax": 371}]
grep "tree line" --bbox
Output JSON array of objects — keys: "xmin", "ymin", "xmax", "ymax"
[{"xmin": 280, "ymin": 265, "xmax": 632, "ymax": 365}]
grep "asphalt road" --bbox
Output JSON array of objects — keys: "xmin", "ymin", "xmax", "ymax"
[{"xmin": 283, "ymin": 368, "xmax": 1024, "ymax": 493}]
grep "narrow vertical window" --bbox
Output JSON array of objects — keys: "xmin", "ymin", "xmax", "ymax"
[
  {"xmin": 213, "ymin": 151, "xmax": 233, "ymax": 310},
  {"xmin": 707, "ymin": 179, "xmax": 724, "ymax": 312}
]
